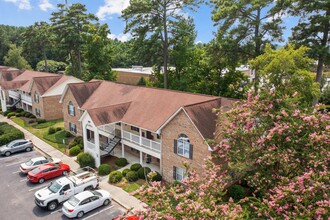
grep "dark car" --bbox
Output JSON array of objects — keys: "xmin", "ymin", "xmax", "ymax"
[{"xmin": 0, "ymin": 139, "xmax": 33, "ymax": 156}]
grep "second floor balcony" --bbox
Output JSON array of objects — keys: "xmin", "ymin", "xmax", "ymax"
[
  {"xmin": 8, "ymin": 90, "xmax": 20, "ymax": 99},
  {"xmin": 21, "ymin": 94, "xmax": 32, "ymax": 104},
  {"xmin": 122, "ymin": 130, "xmax": 161, "ymax": 153}
]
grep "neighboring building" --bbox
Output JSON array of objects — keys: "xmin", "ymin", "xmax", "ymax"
[
  {"xmin": 61, "ymin": 81, "xmax": 236, "ymax": 182},
  {"xmin": 60, "ymin": 81, "xmax": 102, "ymax": 136},
  {"xmin": 113, "ymin": 66, "xmax": 153, "ymax": 85},
  {"xmin": 0, "ymin": 69, "xmax": 23, "ymax": 111}
]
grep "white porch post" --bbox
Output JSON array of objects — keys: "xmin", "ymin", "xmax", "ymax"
[
  {"xmin": 0, "ymin": 89, "xmax": 7, "ymax": 112},
  {"xmin": 140, "ymin": 151, "xmax": 143, "ymax": 165},
  {"xmin": 121, "ymin": 123, "xmax": 124, "ymax": 158},
  {"xmin": 94, "ymin": 128, "xmax": 100, "ymax": 167},
  {"xmin": 82, "ymin": 123, "xmax": 88, "ymax": 152},
  {"xmin": 121, "ymin": 143, "xmax": 125, "ymax": 158}
]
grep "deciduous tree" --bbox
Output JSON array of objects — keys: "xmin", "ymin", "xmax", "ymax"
[{"xmin": 4, "ymin": 44, "xmax": 31, "ymax": 70}]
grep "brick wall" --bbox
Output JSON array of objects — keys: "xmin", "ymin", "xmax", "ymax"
[
  {"xmin": 62, "ymin": 88, "xmax": 83, "ymax": 136},
  {"xmin": 43, "ymin": 95, "xmax": 63, "ymax": 120},
  {"xmin": 116, "ymin": 71, "xmax": 150, "ymax": 85},
  {"xmin": 161, "ymin": 110, "xmax": 211, "ymax": 183},
  {"xmin": 30, "ymin": 83, "xmax": 44, "ymax": 118}
]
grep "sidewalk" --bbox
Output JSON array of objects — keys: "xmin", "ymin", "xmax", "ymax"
[{"xmin": 0, "ymin": 115, "xmax": 146, "ymax": 213}]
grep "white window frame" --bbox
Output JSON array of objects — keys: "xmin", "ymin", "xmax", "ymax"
[
  {"xmin": 68, "ymin": 102, "xmax": 75, "ymax": 116},
  {"xmin": 175, "ymin": 167, "xmax": 184, "ymax": 181},
  {"xmin": 177, "ymin": 137, "xmax": 190, "ymax": 158},
  {"xmin": 69, "ymin": 122, "xmax": 77, "ymax": 133},
  {"xmin": 34, "ymin": 92, "xmax": 39, "ymax": 103}
]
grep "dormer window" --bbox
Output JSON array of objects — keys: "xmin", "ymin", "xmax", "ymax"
[
  {"xmin": 68, "ymin": 101, "xmax": 75, "ymax": 116},
  {"xmin": 34, "ymin": 92, "xmax": 39, "ymax": 103}
]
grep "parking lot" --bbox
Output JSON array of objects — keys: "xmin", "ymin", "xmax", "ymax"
[{"xmin": 0, "ymin": 149, "xmax": 125, "ymax": 220}]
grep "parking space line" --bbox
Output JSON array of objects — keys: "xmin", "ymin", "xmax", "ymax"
[
  {"xmin": 4, "ymin": 160, "xmax": 26, "ymax": 167},
  {"xmin": 50, "ymin": 209, "xmax": 62, "ymax": 215},
  {"xmin": 20, "ymin": 178, "xmax": 28, "ymax": 182},
  {"xmin": 82, "ymin": 205, "xmax": 114, "ymax": 220},
  {"xmin": 12, "ymin": 170, "xmax": 20, "ymax": 174},
  {"xmin": 0, "ymin": 151, "xmax": 35, "ymax": 161},
  {"xmin": 28, "ymin": 184, "xmax": 46, "ymax": 192}
]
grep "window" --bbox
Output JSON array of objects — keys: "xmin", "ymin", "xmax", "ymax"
[
  {"xmin": 68, "ymin": 101, "xmax": 75, "ymax": 116},
  {"xmin": 174, "ymin": 134, "xmax": 193, "ymax": 159},
  {"xmin": 35, "ymin": 108, "xmax": 41, "ymax": 117},
  {"xmin": 173, "ymin": 166, "xmax": 184, "ymax": 181},
  {"xmin": 87, "ymin": 129, "xmax": 95, "ymax": 142},
  {"xmin": 34, "ymin": 92, "xmax": 39, "ymax": 103},
  {"xmin": 80, "ymin": 198, "xmax": 91, "ymax": 206},
  {"xmin": 131, "ymin": 126, "xmax": 139, "ymax": 132},
  {"xmin": 69, "ymin": 122, "xmax": 77, "ymax": 133}
]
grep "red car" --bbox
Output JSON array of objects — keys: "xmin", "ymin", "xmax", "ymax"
[{"xmin": 27, "ymin": 163, "xmax": 70, "ymax": 184}]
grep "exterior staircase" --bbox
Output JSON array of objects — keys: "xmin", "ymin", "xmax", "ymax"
[
  {"xmin": 8, "ymin": 97, "xmax": 21, "ymax": 108},
  {"xmin": 100, "ymin": 136, "xmax": 121, "ymax": 157}
]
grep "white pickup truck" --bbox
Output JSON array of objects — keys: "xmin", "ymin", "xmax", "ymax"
[{"xmin": 34, "ymin": 170, "xmax": 99, "ymax": 211}]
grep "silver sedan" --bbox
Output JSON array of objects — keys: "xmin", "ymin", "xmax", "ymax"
[
  {"xmin": 62, "ymin": 190, "xmax": 111, "ymax": 219},
  {"xmin": 19, "ymin": 156, "xmax": 61, "ymax": 174},
  {"xmin": 0, "ymin": 139, "xmax": 33, "ymax": 156}
]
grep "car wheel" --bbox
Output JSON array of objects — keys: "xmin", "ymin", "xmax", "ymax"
[
  {"xmin": 77, "ymin": 211, "xmax": 84, "ymax": 218},
  {"xmin": 103, "ymin": 199, "xmax": 111, "ymax": 206},
  {"xmin": 38, "ymin": 178, "xmax": 45, "ymax": 184},
  {"xmin": 4, "ymin": 151, "xmax": 11, "ymax": 156},
  {"xmin": 84, "ymin": 186, "xmax": 93, "ymax": 191},
  {"xmin": 26, "ymin": 147, "xmax": 32, "ymax": 152},
  {"xmin": 62, "ymin": 170, "xmax": 68, "ymax": 176},
  {"xmin": 47, "ymin": 201, "xmax": 58, "ymax": 211}
]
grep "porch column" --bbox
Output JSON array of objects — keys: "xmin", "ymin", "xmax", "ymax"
[
  {"xmin": 82, "ymin": 123, "xmax": 88, "ymax": 152},
  {"xmin": 94, "ymin": 129, "xmax": 100, "ymax": 167},
  {"xmin": 121, "ymin": 143, "xmax": 125, "ymax": 158},
  {"xmin": 140, "ymin": 151, "xmax": 143, "ymax": 165}
]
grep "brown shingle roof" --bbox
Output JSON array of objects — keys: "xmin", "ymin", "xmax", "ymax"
[
  {"xmin": 68, "ymin": 81, "xmax": 102, "ymax": 107},
  {"xmin": 87, "ymin": 102, "xmax": 132, "ymax": 126},
  {"xmin": 33, "ymin": 76, "xmax": 62, "ymax": 95},
  {"xmin": 81, "ymin": 81, "xmax": 219, "ymax": 132},
  {"xmin": 12, "ymin": 70, "xmax": 55, "ymax": 82},
  {"xmin": 0, "ymin": 70, "xmax": 23, "ymax": 83}
]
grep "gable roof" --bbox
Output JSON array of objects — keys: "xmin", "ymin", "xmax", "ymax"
[
  {"xmin": 0, "ymin": 70, "xmax": 23, "ymax": 83},
  {"xmin": 66, "ymin": 81, "xmax": 102, "ymax": 107},
  {"xmin": 43, "ymin": 76, "xmax": 83, "ymax": 97},
  {"xmin": 32, "ymin": 75, "xmax": 62, "ymax": 95},
  {"xmin": 81, "ymin": 81, "xmax": 220, "ymax": 132}
]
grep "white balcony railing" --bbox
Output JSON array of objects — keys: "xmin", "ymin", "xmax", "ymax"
[
  {"xmin": 122, "ymin": 130, "xmax": 161, "ymax": 153},
  {"xmin": 8, "ymin": 90, "xmax": 20, "ymax": 99},
  {"xmin": 21, "ymin": 94, "xmax": 32, "ymax": 104}
]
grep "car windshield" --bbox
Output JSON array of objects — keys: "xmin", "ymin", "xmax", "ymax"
[
  {"xmin": 48, "ymin": 181, "xmax": 62, "ymax": 193},
  {"xmin": 7, "ymin": 141, "xmax": 17, "ymax": 147},
  {"xmin": 25, "ymin": 159, "xmax": 33, "ymax": 166},
  {"xmin": 31, "ymin": 167, "xmax": 41, "ymax": 174},
  {"xmin": 67, "ymin": 196, "xmax": 80, "ymax": 207},
  {"xmin": 91, "ymin": 191, "xmax": 102, "ymax": 197}
]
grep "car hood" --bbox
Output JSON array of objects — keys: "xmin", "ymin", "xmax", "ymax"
[
  {"xmin": 0, "ymin": 145, "xmax": 9, "ymax": 151},
  {"xmin": 20, "ymin": 163, "xmax": 30, "ymax": 169},
  {"xmin": 35, "ymin": 187, "xmax": 55, "ymax": 200}
]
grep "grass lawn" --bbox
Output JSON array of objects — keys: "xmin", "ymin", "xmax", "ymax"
[
  {"xmin": 11, "ymin": 117, "xmax": 68, "ymax": 152},
  {"xmin": 123, "ymin": 182, "xmax": 143, "ymax": 193},
  {"xmin": 115, "ymin": 179, "xmax": 145, "ymax": 196}
]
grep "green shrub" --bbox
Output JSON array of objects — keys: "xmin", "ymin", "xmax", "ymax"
[
  {"xmin": 69, "ymin": 145, "xmax": 81, "ymax": 156},
  {"xmin": 109, "ymin": 171, "xmax": 122, "ymax": 183},
  {"xmin": 7, "ymin": 112, "xmax": 16, "ymax": 118},
  {"xmin": 77, "ymin": 152, "xmax": 95, "ymax": 168},
  {"xmin": 0, "ymin": 123, "xmax": 24, "ymax": 145},
  {"xmin": 98, "ymin": 164, "xmax": 111, "ymax": 176},
  {"xmin": 48, "ymin": 127, "xmax": 56, "ymax": 134},
  {"xmin": 77, "ymin": 143, "xmax": 83, "ymax": 150},
  {"xmin": 3, "ymin": 111, "xmax": 11, "ymax": 116},
  {"xmin": 16, "ymin": 108, "xmax": 24, "ymax": 113},
  {"xmin": 28, "ymin": 119, "xmax": 35, "ymax": 124},
  {"xmin": 126, "ymin": 171, "xmax": 139, "ymax": 182},
  {"xmin": 36, "ymin": 118, "xmax": 46, "ymax": 124},
  {"xmin": 65, "ymin": 131, "xmax": 73, "ymax": 138},
  {"xmin": 115, "ymin": 158, "xmax": 128, "ymax": 167},
  {"xmin": 0, "ymin": 130, "xmax": 4, "ymax": 135},
  {"xmin": 74, "ymin": 136, "xmax": 83, "ymax": 144},
  {"xmin": 122, "ymin": 168, "xmax": 131, "ymax": 177},
  {"xmin": 110, "ymin": 164, "xmax": 119, "ymax": 171},
  {"xmin": 228, "ymin": 185, "xmax": 245, "ymax": 202},
  {"xmin": 56, "ymin": 127, "xmax": 62, "ymax": 132},
  {"xmin": 29, "ymin": 114, "xmax": 36, "ymax": 118},
  {"xmin": 148, "ymin": 171, "xmax": 162, "ymax": 182},
  {"xmin": 130, "ymin": 163, "xmax": 142, "ymax": 171},
  {"xmin": 24, "ymin": 112, "xmax": 31, "ymax": 117},
  {"xmin": 15, "ymin": 112, "xmax": 22, "ymax": 117},
  {"xmin": 138, "ymin": 167, "xmax": 152, "ymax": 179}
]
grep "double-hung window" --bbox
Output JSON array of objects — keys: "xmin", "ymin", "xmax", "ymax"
[
  {"xmin": 68, "ymin": 102, "xmax": 75, "ymax": 116},
  {"xmin": 174, "ymin": 134, "xmax": 193, "ymax": 159},
  {"xmin": 173, "ymin": 166, "xmax": 185, "ymax": 181}
]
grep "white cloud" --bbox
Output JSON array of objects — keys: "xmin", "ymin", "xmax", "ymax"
[
  {"xmin": 96, "ymin": 0, "xmax": 130, "ymax": 20},
  {"xmin": 108, "ymin": 33, "xmax": 131, "ymax": 42},
  {"xmin": 39, "ymin": 0, "xmax": 54, "ymax": 11},
  {"xmin": 4, "ymin": 0, "xmax": 31, "ymax": 10}
]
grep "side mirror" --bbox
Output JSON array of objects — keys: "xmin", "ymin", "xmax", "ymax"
[{"xmin": 59, "ymin": 191, "xmax": 64, "ymax": 195}]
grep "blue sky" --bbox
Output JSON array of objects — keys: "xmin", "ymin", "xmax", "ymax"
[{"xmin": 0, "ymin": 0, "xmax": 297, "ymax": 43}]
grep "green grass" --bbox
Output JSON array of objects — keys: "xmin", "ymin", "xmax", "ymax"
[
  {"xmin": 11, "ymin": 118, "xmax": 67, "ymax": 152},
  {"xmin": 123, "ymin": 182, "xmax": 142, "ymax": 193},
  {"xmin": 33, "ymin": 121, "xmax": 56, "ymax": 129}
]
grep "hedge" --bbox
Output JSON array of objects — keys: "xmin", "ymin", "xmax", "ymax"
[
  {"xmin": 228, "ymin": 185, "xmax": 245, "ymax": 202},
  {"xmin": 130, "ymin": 163, "xmax": 142, "ymax": 171},
  {"xmin": 126, "ymin": 171, "xmax": 139, "ymax": 182},
  {"xmin": 16, "ymin": 108, "xmax": 24, "ymax": 113},
  {"xmin": 3, "ymin": 111, "xmax": 11, "ymax": 116},
  {"xmin": 98, "ymin": 164, "xmax": 111, "ymax": 176},
  {"xmin": 36, "ymin": 119, "xmax": 46, "ymax": 124},
  {"xmin": 138, "ymin": 167, "xmax": 152, "ymax": 179},
  {"xmin": 65, "ymin": 131, "xmax": 73, "ymax": 138},
  {"xmin": 74, "ymin": 136, "xmax": 83, "ymax": 144},
  {"xmin": 77, "ymin": 152, "xmax": 95, "ymax": 168},
  {"xmin": 122, "ymin": 168, "xmax": 131, "ymax": 177},
  {"xmin": 0, "ymin": 123, "xmax": 24, "ymax": 145},
  {"xmin": 109, "ymin": 171, "xmax": 122, "ymax": 183},
  {"xmin": 48, "ymin": 127, "xmax": 56, "ymax": 134},
  {"xmin": 115, "ymin": 158, "xmax": 128, "ymax": 167},
  {"xmin": 7, "ymin": 112, "xmax": 16, "ymax": 118},
  {"xmin": 69, "ymin": 145, "xmax": 81, "ymax": 156},
  {"xmin": 149, "ymin": 171, "xmax": 162, "ymax": 182},
  {"xmin": 56, "ymin": 127, "xmax": 62, "ymax": 132}
]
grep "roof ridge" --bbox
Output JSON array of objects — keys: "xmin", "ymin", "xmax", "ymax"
[
  {"xmin": 33, "ymin": 75, "xmax": 61, "ymax": 79},
  {"xmin": 87, "ymin": 101, "xmax": 132, "ymax": 111},
  {"xmin": 183, "ymin": 98, "xmax": 221, "ymax": 108}
]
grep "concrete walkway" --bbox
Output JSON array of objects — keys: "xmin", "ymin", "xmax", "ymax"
[{"xmin": 0, "ymin": 115, "xmax": 146, "ymax": 213}]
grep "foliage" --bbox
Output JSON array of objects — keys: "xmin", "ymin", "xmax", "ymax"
[
  {"xmin": 320, "ymin": 86, "xmax": 330, "ymax": 105},
  {"xmin": 98, "ymin": 164, "xmax": 111, "ymax": 176},
  {"xmin": 6, "ymin": 112, "xmax": 16, "ymax": 118},
  {"xmin": 130, "ymin": 163, "xmax": 142, "ymax": 171},
  {"xmin": 64, "ymin": 131, "xmax": 73, "ymax": 138},
  {"xmin": 3, "ymin": 111, "xmax": 11, "ymax": 116},
  {"xmin": 115, "ymin": 158, "xmax": 128, "ymax": 167},
  {"xmin": 122, "ymin": 168, "xmax": 131, "ymax": 177},
  {"xmin": 16, "ymin": 108, "xmax": 24, "ymax": 113},
  {"xmin": 4, "ymin": 44, "xmax": 32, "ymax": 69},
  {"xmin": 36, "ymin": 119, "xmax": 46, "ymax": 124},
  {"xmin": 55, "ymin": 127, "xmax": 62, "ymax": 132},
  {"xmin": 36, "ymin": 60, "xmax": 67, "ymax": 73},
  {"xmin": 137, "ymin": 167, "xmax": 151, "ymax": 179},
  {"xmin": 215, "ymin": 92, "xmax": 330, "ymax": 195},
  {"xmin": 43, "ymin": 130, "xmax": 67, "ymax": 145},
  {"xmin": 34, "ymin": 120, "xmax": 57, "ymax": 129},
  {"xmin": 148, "ymin": 171, "xmax": 162, "ymax": 182},
  {"xmin": 126, "ymin": 171, "xmax": 139, "ymax": 182},
  {"xmin": 69, "ymin": 145, "xmax": 81, "ymax": 156},
  {"xmin": 227, "ymin": 185, "xmax": 245, "ymax": 202},
  {"xmin": 28, "ymin": 120, "xmax": 35, "ymax": 124},
  {"xmin": 77, "ymin": 152, "xmax": 95, "ymax": 168},
  {"xmin": 137, "ymin": 77, "xmax": 146, "ymax": 86},
  {"xmin": 0, "ymin": 123, "xmax": 24, "ymax": 146},
  {"xmin": 123, "ymin": 182, "xmax": 143, "ymax": 193},
  {"xmin": 250, "ymin": 44, "xmax": 320, "ymax": 105},
  {"xmin": 109, "ymin": 171, "xmax": 123, "ymax": 183},
  {"xmin": 48, "ymin": 127, "xmax": 56, "ymax": 134}
]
